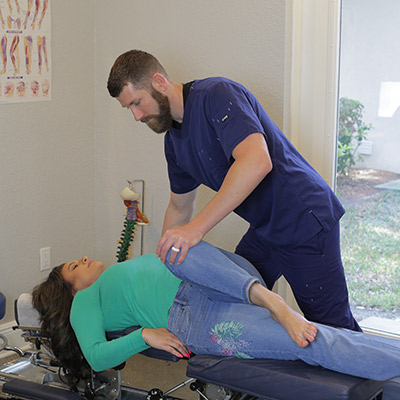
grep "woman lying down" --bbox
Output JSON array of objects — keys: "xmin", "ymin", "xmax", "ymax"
[{"xmin": 33, "ymin": 241, "xmax": 400, "ymax": 382}]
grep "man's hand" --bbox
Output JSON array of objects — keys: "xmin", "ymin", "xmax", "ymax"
[
  {"xmin": 141, "ymin": 328, "xmax": 190, "ymax": 358},
  {"xmin": 156, "ymin": 223, "xmax": 204, "ymax": 265}
]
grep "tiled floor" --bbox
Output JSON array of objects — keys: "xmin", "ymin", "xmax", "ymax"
[{"xmin": 122, "ymin": 353, "xmax": 197, "ymax": 399}]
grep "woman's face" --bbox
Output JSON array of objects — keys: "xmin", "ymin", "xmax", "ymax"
[{"xmin": 62, "ymin": 256, "xmax": 105, "ymax": 293}]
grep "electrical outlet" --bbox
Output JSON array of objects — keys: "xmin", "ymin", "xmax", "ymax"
[{"xmin": 40, "ymin": 247, "xmax": 51, "ymax": 271}]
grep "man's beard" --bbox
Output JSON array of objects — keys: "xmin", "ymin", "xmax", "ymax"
[{"xmin": 141, "ymin": 89, "xmax": 173, "ymax": 134}]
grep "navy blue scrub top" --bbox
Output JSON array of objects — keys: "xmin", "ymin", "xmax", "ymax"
[{"xmin": 164, "ymin": 77, "xmax": 344, "ymax": 247}]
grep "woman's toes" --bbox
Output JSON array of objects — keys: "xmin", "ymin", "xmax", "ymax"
[
  {"xmin": 307, "ymin": 334, "xmax": 315, "ymax": 342},
  {"xmin": 303, "ymin": 331, "xmax": 314, "ymax": 342},
  {"xmin": 308, "ymin": 327, "xmax": 317, "ymax": 337},
  {"xmin": 298, "ymin": 338, "xmax": 309, "ymax": 348}
]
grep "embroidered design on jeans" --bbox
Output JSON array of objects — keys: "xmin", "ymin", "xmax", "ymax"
[{"xmin": 210, "ymin": 321, "xmax": 253, "ymax": 358}]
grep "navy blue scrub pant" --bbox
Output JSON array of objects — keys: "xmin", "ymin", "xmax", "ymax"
[{"xmin": 235, "ymin": 222, "xmax": 361, "ymax": 332}]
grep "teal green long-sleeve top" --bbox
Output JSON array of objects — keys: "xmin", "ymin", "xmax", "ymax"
[{"xmin": 70, "ymin": 254, "xmax": 182, "ymax": 372}]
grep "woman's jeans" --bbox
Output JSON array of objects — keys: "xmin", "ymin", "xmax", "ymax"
[{"xmin": 167, "ymin": 241, "xmax": 400, "ymax": 381}]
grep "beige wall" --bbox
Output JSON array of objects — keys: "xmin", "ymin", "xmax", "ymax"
[
  {"xmin": 0, "ymin": 1, "xmax": 95, "ymax": 324},
  {"xmin": 94, "ymin": 0, "xmax": 287, "ymax": 266},
  {"xmin": 1, "ymin": 0, "xmax": 287, "ymax": 324}
]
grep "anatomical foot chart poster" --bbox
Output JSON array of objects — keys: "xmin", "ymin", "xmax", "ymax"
[{"xmin": 0, "ymin": 0, "xmax": 51, "ymax": 103}]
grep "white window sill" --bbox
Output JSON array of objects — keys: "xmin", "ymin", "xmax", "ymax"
[{"xmin": 360, "ymin": 317, "xmax": 400, "ymax": 340}]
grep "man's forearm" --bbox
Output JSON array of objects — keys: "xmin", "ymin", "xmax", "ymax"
[
  {"xmin": 162, "ymin": 189, "xmax": 197, "ymax": 235},
  {"xmin": 187, "ymin": 132, "xmax": 272, "ymax": 237},
  {"xmin": 162, "ymin": 201, "xmax": 193, "ymax": 235},
  {"xmin": 187, "ymin": 154, "xmax": 271, "ymax": 237}
]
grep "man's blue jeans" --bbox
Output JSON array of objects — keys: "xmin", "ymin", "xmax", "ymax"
[{"xmin": 167, "ymin": 241, "xmax": 400, "ymax": 381}]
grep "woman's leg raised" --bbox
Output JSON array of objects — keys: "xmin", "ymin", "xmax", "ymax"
[
  {"xmin": 165, "ymin": 241, "xmax": 259, "ymax": 303},
  {"xmin": 167, "ymin": 241, "xmax": 317, "ymax": 348}
]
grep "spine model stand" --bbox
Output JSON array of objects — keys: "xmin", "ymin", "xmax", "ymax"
[{"xmin": 117, "ymin": 182, "xmax": 149, "ymax": 262}]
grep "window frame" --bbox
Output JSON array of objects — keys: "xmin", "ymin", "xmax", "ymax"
[
  {"xmin": 278, "ymin": 0, "xmax": 341, "ymax": 310},
  {"xmin": 284, "ymin": 0, "xmax": 341, "ymax": 188}
]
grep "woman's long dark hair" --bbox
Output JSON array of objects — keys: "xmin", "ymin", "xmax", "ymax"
[{"xmin": 32, "ymin": 265, "xmax": 91, "ymax": 381}]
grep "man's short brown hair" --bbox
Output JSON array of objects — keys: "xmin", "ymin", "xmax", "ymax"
[{"xmin": 107, "ymin": 50, "xmax": 168, "ymax": 97}]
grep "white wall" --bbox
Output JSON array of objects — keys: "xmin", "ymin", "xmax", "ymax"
[
  {"xmin": 94, "ymin": 0, "xmax": 287, "ymax": 266},
  {"xmin": 0, "ymin": 1, "xmax": 95, "ymax": 324}
]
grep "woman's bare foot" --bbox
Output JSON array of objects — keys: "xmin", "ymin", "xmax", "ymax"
[
  {"xmin": 269, "ymin": 297, "xmax": 318, "ymax": 347},
  {"xmin": 249, "ymin": 283, "xmax": 318, "ymax": 347}
]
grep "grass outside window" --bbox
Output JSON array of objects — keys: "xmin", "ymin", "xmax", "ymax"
[{"xmin": 337, "ymin": 169, "xmax": 400, "ymax": 319}]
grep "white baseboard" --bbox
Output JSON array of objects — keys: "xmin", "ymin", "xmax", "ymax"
[{"xmin": 0, "ymin": 320, "xmax": 31, "ymax": 359}]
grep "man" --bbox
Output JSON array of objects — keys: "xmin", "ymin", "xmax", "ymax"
[{"xmin": 107, "ymin": 50, "xmax": 360, "ymax": 331}]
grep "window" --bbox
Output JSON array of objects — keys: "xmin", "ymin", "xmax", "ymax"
[{"xmin": 336, "ymin": 0, "xmax": 400, "ymax": 337}]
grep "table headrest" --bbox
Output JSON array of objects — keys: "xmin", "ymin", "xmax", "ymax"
[{"xmin": 15, "ymin": 293, "xmax": 41, "ymax": 328}]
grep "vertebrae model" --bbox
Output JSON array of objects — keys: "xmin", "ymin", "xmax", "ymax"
[{"xmin": 117, "ymin": 185, "xmax": 149, "ymax": 262}]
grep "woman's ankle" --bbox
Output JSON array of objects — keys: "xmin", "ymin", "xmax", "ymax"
[{"xmin": 249, "ymin": 282, "xmax": 286, "ymax": 315}]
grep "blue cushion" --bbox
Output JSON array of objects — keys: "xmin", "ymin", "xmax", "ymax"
[
  {"xmin": 0, "ymin": 292, "xmax": 5, "ymax": 320},
  {"xmin": 107, "ymin": 327, "xmax": 180, "ymax": 362},
  {"xmin": 187, "ymin": 355, "xmax": 383, "ymax": 400},
  {"xmin": 3, "ymin": 378, "xmax": 81, "ymax": 400}
]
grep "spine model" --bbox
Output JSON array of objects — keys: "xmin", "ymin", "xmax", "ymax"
[{"xmin": 117, "ymin": 186, "xmax": 148, "ymax": 262}]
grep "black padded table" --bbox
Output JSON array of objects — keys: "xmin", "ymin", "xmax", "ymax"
[
  {"xmin": 2, "ymin": 378, "xmax": 82, "ymax": 400},
  {"xmin": 187, "ymin": 355, "xmax": 384, "ymax": 400},
  {"xmin": 382, "ymin": 377, "xmax": 400, "ymax": 400}
]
